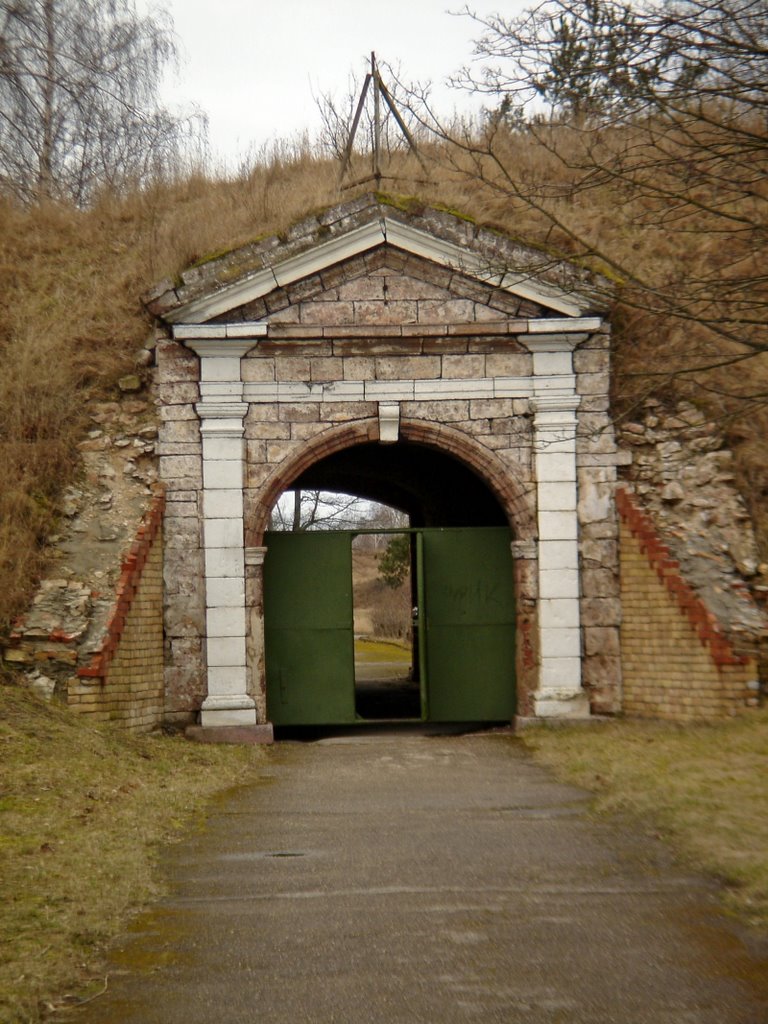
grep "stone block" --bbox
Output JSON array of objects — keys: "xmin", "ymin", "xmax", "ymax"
[
  {"xmin": 577, "ymin": 372, "xmax": 610, "ymax": 395},
  {"xmin": 535, "ymin": 451, "xmax": 576, "ymax": 482},
  {"xmin": 538, "ymin": 510, "xmax": 578, "ymax": 540},
  {"xmin": 245, "ymin": 421, "xmax": 291, "ymax": 440},
  {"xmin": 577, "ymin": 475, "xmax": 614, "ymax": 524},
  {"xmin": 207, "ymin": 607, "xmax": 246, "ymax": 638},
  {"xmin": 207, "ymin": 635, "xmax": 246, "ymax": 667},
  {"xmin": 203, "ymin": 488, "xmax": 244, "ymax": 519},
  {"xmin": 383, "ymin": 275, "xmax": 448, "ymax": 300},
  {"xmin": 278, "ymin": 403, "xmax": 320, "ymax": 423},
  {"xmin": 206, "ymin": 577, "xmax": 245, "ymax": 608},
  {"xmin": 532, "ymin": 350, "xmax": 573, "ymax": 376},
  {"xmin": 300, "ymin": 300, "xmax": 355, "ymax": 325},
  {"xmin": 267, "ymin": 441, "xmax": 294, "ymax": 463},
  {"xmin": 242, "ymin": 358, "xmax": 276, "ymax": 382},
  {"xmin": 291, "ymin": 421, "xmax": 325, "ymax": 441},
  {"xmin": 584, "ymin": 626, "xmax": 621, "ymax": 658},
  {"xmin": 418, "ymin": 298, "xmax": 475, "ymax": 322},
  {"xmin": 343, "ymin": 357, "xmax": 376, "ymax": 380},
  {"xmin": 375, "ymin": 356, "xmax": 441, "ymax": 380},
  {"xmin": 539, "ymin": 540, "xmax": 579, "ymax": 571},
  {"xmin": 539, "ymin": 597, "xmax": 580, "ymax": 629},
  {"xmin": 537, "ymin": 481, "xmax": 578, "ymax": 512},
  {"xmin": 204, "ymin": 666, "xmax": 254, "ymax": 695},
  {"xmin": 443, "ymin": 355, "xmax": 485, "ymax": 378},
  {"xmin": 205, "ymin": 547, "xmax": 244, "ymax": 579},
  {"xmin": 581, "ymin": 565, "xmax": 618, "ymax": 598},
  {"xmin": 275, "ymin": 356, "xmax": 311, "ymax": 380},
  {"xmin": 156, "ymin": 382, "xmax": 200, "ymax": 405},
  {"xmin": 203, "ymin": 460, "xmax": 243, "ymax": 490},
  {"xmin": 540, "ymin": 626, "xmax": 581, "ymax": 658},
  {"xmin": 581, "ymin": 597, "xmax": 622, "ymax": 627},
  {"xmin": 405, "ymin": 400, "xmax": 469, "ymax": 423},
  {"xmin": 485, "ymin": 353, "xmax": 532, "ymax": 376},
  {"xmin": 320, "ymin": 401, "xmax": 376, "ymax": 421},
  {"xmin": 310, "ymin": 358, "xmax": 344, "ymax": 382},
  {"xmin": 203, "ymin": 518, "xmax": 244, "ymax": 549},
  {"xmin": 539, "ymin": 657, "xmax": 582, "ymax": 688},
  {"xmin": 539, "ymin": 568, "xmax": 579, "ymax": 599},
  {"xmin": 469, "ymin": 398, "xmax": 514, "ymax": 419},
  {"xmin": 574, "ymin": 350, "xmax": 609, "ymax": 373},
  {"xmin": 201, "ymin": 435, "xmax": 245, "ymax": 464},
  {"xmin": 160, "ymin": 455, "xmax": 201, "ymax": 481},
  {"xmin": 337, "ymin": 276, "xmax": 386, "ymax": 300},
  {"xmin": 160, "ymin": 419, "xmax": 201, "ymax": 444}
]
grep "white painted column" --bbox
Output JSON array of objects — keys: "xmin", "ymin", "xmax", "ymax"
[
  {"xmin": 529, "ymin": 334, "xmax": 590, "ymax": 718},
  {"xmin": 186, "ymin": 337, "xmax": 257, "ymax": 728}
]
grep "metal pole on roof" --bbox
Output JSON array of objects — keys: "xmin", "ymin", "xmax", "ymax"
[{"xmin": 339, "ymin": 51, "xmax": 426, "ymax": 189}]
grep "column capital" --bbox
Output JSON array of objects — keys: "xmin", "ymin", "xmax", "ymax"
[
  {"xmin": 530, "ymin": 395, "xmax": 581, "ymax": 415},
  {"xmin": 184, "ymin": 339, "xmax": 257, "ymax": 359},
  {"xmin": 511, "ymin": 539, "xmax": 537, "ymax": 560},
  {"xmin": 196, "ymin": 402, "xmax": 249, "ymax": 422},
  {"xmin": 245, "ymin": 546, "xmax": 268, "ymax": 567}
]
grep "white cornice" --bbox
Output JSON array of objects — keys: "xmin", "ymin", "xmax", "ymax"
[{"xmin": 164, "ymin": 217, "xmax": 600, "ymax": 324}]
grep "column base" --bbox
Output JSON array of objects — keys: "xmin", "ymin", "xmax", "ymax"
[
  {"xmin": 200, "ymin": 694, "xmax": 257, "ymax": 728},
  {"xmin": 532, "ymin": 689, "xmax": 591, "ymax": 719}
]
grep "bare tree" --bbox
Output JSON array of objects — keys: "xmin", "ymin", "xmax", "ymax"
[
  {"xmin": 269, "ymin": 489, "xmax": 373, "ymax": 532},
  {"xmin": 407, "ymin": 0, "xmax": 768, "ymax": 411},
  {"xmin": 0, "ymin": 0, "xmax": 204, "ymax": 204}
]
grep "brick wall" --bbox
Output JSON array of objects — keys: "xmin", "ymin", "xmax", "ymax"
[
  {"xmin": 69, "ymin": 493, "xmax": 165, "ymax": 731},
  {"xmin": 618, "ymin": 488, "xmax": 758, "ymax": 720}
]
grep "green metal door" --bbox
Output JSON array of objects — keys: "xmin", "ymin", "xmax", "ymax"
[
  {"xmin": 263, "ymin": 531, "xmax": 355, "ymax": 725},
  {"xmin": 421, "ymin": 527, "xmax": 516, "ymax": 722}
]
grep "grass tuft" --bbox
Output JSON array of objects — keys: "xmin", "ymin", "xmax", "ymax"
[
  {"xmin": 521, "ymin": 712, "xmax": 768, "ymax": 927},
  {"xmin": 0, "ymin": 681, "xmax": 265, "ymax": 1023}
]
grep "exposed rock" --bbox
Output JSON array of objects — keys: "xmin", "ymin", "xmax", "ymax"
[
  {"xmin": 118, "ymin": 374, "xmax": 142, "ymax": 393},
  {"xmin": 620, "ymin": 399, "xmax": 766, "ymax": 648}
]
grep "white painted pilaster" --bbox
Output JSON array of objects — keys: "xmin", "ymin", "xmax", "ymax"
[
  {"xmin": 186, "ymin": 338, "xmax": 257, "ymax": 728},
  {"xmin": 529, "ymin": 334, "xmax": 590, "ymax": 719}
]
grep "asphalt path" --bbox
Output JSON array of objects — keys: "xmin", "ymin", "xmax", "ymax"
[{"xmin": 69, "ymin": 731, "xmax": 768, "ymax": 1023}]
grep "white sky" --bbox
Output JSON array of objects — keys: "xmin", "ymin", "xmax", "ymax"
[{"xmin": 143, "ymin": 0, "xmax": 501, "ymax": 169}]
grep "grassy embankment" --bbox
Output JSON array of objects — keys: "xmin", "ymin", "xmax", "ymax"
[
  {"xmin": 0, "ymin": 682, "xmax": 266, "ymax": 1024},
  {"xmin": 522, "ymin": 711, "xmax": 768, "ymax": 928}
]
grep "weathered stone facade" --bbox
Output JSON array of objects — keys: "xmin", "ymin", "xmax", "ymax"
[{"xmin": 148, "ymin": 195, "xmax": 627, "ymax": 728}]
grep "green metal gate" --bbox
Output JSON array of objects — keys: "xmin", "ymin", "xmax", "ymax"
[
  {"xmin": 419, "ymin": 528, "xmax": 516, "ymax": 722},
  {"xmin": 263, "ymin": 531, "xmax": 356, "ymax": 725},
  {"xmin": 264, "ymin": 527, "xmax": 515, "ymax": 726}
]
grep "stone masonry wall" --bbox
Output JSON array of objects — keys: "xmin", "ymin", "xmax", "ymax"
[
  {"xmin": 618, "ymin": 489, "xmax": 759, "ymax": 720},
  {"xmin": 69, "ymin": 494, "xmax": 165, "ymax": 731},
  {"xmin": 158, "ymin": 246, "xmax": 625, "ymax": 721}
]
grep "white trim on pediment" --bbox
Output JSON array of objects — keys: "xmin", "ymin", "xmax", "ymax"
[{"xmin": 164, "ymin": 218, "xmax": 599, "ymax": 325}]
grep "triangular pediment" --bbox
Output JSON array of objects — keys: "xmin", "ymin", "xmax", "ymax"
[{"xmin": 145, "ymin": 195, "xmax": 609, "ymax": 326}]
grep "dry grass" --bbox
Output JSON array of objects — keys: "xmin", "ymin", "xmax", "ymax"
[
  {"xmin": 0, "ymin": 682, "xmax": 265, "ymax": 1023},
  {"xmin": 521, "ymin": 711, "xmax": 768, "ymax": 927}
]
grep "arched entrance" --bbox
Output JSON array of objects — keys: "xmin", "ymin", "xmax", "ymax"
[
  {"xmin": 153, "ymin": 196, "xmax": 623, "ymax": 733},
  {"xmin": 261, "ymin": 438, "xmax": 520, "ymax": 727}
]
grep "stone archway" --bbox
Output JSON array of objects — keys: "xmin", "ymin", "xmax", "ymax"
[{"xmin": 153, "ymin": 196, "xmax": 625, "ymax": 733}]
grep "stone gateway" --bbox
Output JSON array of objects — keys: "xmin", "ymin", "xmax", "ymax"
[{"xmin": 148, "ymin": 195, "xmax": 629, "ymax": 733}]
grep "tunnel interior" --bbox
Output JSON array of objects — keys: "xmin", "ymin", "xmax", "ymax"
[{"xmin": 290, "ymin": 441, "xmax": 508, "ymax": 528}]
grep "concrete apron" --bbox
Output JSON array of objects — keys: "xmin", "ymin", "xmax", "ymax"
[{"xmin": 68, "ymin": 733, "xmax": 767, "ymax": 1024}]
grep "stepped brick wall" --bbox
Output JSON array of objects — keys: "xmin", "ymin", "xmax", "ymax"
[
  {"xmin": 617, "ymin": 488, "xmax": 760, "ymax": 720},
  {"xmin": 68, "ymin": 493, "xmax": 165, "ymax": 731}
]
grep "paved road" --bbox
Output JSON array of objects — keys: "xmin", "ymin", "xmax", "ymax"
[{"xmin": 70, "ymin": 732, "xmax": 768, "ymax": 1023}]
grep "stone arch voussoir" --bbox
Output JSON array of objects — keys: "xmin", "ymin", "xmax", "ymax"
[{"xmin": 247, "ymin": 417, "xmax": 536, "ymax": 545}]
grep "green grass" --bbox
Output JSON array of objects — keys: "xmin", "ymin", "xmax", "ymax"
[
  {"xmin": 354, "ymin": 638, "xmax": 411, "ymax": 662},
  {"xmin": 0, "ymin": 683, "xmax": 266, "ymax": 1023},
  {"xmin": 521, "ymin": 711, "xmax": 768, "ymax": 927}
]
